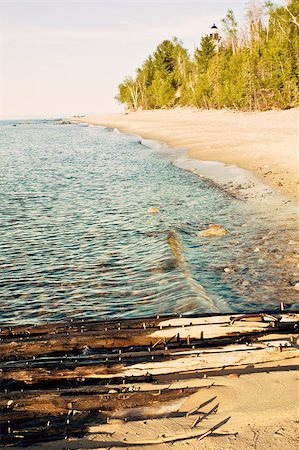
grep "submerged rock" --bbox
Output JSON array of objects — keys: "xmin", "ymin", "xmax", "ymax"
[
  {"xmin": 208, "ymin": 224, "xmax": 223, "ymax": 229},
  {"xmin": 147, "ymin": 207, "xmax": 159, "ymax": 214},
  {"xmin": 199, "ymin": 224, "xmax": 229, "ymax": 237}
]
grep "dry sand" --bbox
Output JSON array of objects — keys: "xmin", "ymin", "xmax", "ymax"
[{"xmin": 78, "ymin": 108, "xmax": 299, "ymax": 203}]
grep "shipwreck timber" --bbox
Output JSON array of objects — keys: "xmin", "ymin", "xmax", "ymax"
[{"xmin": 0, "ymin": 309, "xmax": 298, "ymax": 446}]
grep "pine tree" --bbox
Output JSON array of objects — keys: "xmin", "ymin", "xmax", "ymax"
[{"xmin": 116, "ymin": 1, "xmax": 298, "ymax": 111}]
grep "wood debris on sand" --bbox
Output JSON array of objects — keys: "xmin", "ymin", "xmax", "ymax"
[{"xmin": 0, "ymin": 310, "xmax": 298, "ymax": 446}]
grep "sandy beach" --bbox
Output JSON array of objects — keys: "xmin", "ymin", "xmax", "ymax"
[
  {"xmin": 78, "ymin": 108, "xmax": 299, "ymax": 203},
  {"xmin": 17, "ymin": 365, "xmax": 299, "ymax": 450}
]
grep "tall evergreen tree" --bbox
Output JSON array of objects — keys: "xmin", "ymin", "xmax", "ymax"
[{"xmin": 116, "ymin": 1, "xmax": 298, "ymax": 111}]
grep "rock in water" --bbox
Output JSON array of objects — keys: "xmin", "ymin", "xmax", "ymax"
[
  {"xmin": 147, "ymin": 207, "xmax": 159, "ymax": 214},
  {"xmin": 199, "ymin": 224, "xmax": 229, "ymax": 237},
  {"xmin": 208, "ymin": 224, "xmax": 223, "ymax": 229}
]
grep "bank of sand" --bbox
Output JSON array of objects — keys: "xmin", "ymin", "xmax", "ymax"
[{"xmin": 78, "ymin": 108, "xmax": 299, "ymax": 203}]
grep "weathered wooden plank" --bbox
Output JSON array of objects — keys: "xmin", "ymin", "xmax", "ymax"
[
  {"xmin": 0, "ymin": 341, "xmax": 268, "ymax": 371},
  {"xmin": 1, "ymin": 311, "xmax": 297, "ymax": 339},
  {"xmin": 1, "ymin": 346, "xmax": 297, "ymax": 385},
  {"xmin": 0, "ymin": 410, "xmax": 92, "ymax": 446},
  {"xmin": 0, "ymin": 387, "xmax": 198, "ymax": 417},
  {"xmin": 1, "ymin": 313, "xmax": 297, "ymax": 359}
]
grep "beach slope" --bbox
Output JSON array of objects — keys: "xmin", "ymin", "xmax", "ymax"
[{"xmin": 79, "ymin": 108, "xmax": 299, "ymax": 202}]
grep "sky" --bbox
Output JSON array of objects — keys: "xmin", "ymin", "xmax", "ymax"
[{"xmin": 0, "ymin": 0, "xmax": 285, "ymax": 119}]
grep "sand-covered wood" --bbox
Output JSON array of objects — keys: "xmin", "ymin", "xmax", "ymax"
[{"xmin": 1, "ymin": 312, "xmax": 298, "ymax": 447}]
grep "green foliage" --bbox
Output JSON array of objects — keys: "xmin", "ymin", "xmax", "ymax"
[
  {"xmin": 116, "ymin": 1, "xmax": 299, "ymax": 111},
  {"xmin": 194, "ymin": 35, "xmax": 216, "ymax": 73}
]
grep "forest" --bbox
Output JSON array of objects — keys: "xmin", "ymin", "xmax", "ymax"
[{"xmin": 116, "ymin": 1, "xmax": 299, "ymax": 111}]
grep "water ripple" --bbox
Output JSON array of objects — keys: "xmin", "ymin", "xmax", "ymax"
[{"xmin": 0, "ymin": 120, "xmax": 298, "ymax": 325}]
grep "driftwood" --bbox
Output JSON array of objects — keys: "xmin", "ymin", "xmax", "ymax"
[
  {"xmin": 1, "ymin": 311, "xmax": 298, "ymax": 446},
  {"xmin": 191, "ymin": 403, "xmax": 219, "ymax": 428},
  {"xmin": 186, "ymin": 395, "xmax": 217, "ymax": 416}
]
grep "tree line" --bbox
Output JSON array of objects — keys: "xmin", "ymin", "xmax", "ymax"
[{"xmin": 116, "ymin": 1, "xmax": 299, "ymax": 111}]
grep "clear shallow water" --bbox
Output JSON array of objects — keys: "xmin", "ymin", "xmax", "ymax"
[{"xmin": 0, "ymin": 120, "xmax": 298, "ymax": 325}]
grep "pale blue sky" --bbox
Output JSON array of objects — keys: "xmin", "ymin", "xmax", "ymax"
[{"xmin": 0, "ymin": 0, "xmax": 284, "ymax": 119}]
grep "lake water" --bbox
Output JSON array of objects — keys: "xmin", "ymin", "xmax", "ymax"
[{"xmin": 0, "ymin": 120, "xmax": 298, "ymax": 325}]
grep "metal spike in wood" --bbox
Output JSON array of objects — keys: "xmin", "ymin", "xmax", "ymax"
[
  {"xmin": 166, "ymin": 334, "xmax": 177, "ymax": 345},
  {"xmin": 289, "ymin": 336, "xmax": 298, "ymax": 347},
  {"xmin": 152, "ymin": 337, "xmax": 163, "ymax": 348}
]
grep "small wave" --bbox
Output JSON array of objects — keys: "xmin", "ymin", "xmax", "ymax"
[{"xmin": 166, "ymin": 230, "xmax": 217, "ymax": 312}]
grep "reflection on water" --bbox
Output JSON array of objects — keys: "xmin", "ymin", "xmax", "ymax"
[{"xmin": 0, "ymin": 120, "xmax": 298, "ymax": 325}]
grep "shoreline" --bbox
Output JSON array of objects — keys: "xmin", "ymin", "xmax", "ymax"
[{"xmin": 76, "ymin": 108, "xmax": 299, "ymax": 204}]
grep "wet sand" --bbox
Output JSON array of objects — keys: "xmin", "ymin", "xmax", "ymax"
[{"xmin": 77, "ymin": 108, "xmax": 299, "ymax": 203}]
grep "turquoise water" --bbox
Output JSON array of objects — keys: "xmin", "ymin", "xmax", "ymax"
[{"xmin": 0, "ymin": 120, "xmax": 298, "ymax": 325}]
